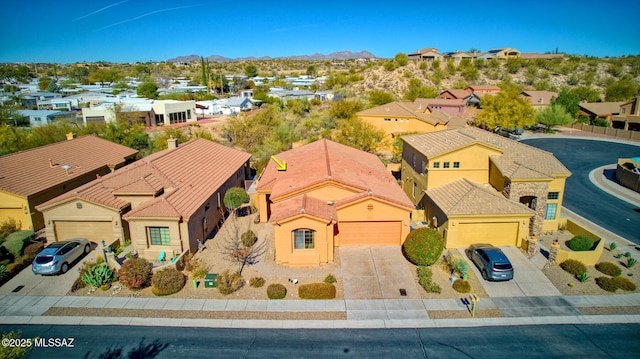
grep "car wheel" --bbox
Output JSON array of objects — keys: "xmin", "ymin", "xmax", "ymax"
[
  {"xmin": 481, "ymin": 269, "xmax": 488, "ymax": 280},
  {"xmin": 60, "ymin": 262, "xmax": 69, "ymax": 274},
  {"xmin": 84, "ymin": 244, "xmax": 90, "ymax": 254}
]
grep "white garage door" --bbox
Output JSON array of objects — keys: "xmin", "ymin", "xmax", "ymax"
[
  {"xmin": 457, "ymin": 222, "xmax": 519, "ymax": 247},
  {"xmin": 54, "ymin": 220, "xmax": 113, "ymax": 244},
  {"xmin": 339, "ymin": 221, "xmax": 401, "ymax": 246}
]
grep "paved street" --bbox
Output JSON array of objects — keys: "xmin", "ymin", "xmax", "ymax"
[{"xmin": 521, "ymin": 138, "xmax": 640, "ymax": 243}]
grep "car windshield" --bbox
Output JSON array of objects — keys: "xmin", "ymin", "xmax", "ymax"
[
  {"xmin": 495, "ymin": 263, "xmax": 512, "ymax": 270},
  {"xmin": 35, "ymin": 255, "xmax": 54, "ymax": 264}
]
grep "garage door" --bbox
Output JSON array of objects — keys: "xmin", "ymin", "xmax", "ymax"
[
  {"xmin": 457, "ymin": 222, "xmax": 518, "ymax": 247},
  {"xmin": 54, "ymin": 220, "xmax": 113, "ymax": 244},
  {"xmin": 339, "ymin": 221, "xmax": 401, "ymax": 246}
]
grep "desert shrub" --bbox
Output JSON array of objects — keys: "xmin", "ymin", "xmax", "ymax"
[
  {"xmin": 0, "ymin": 218, "xmax": 21, "ymax": 240},
  {"xmin": 191, "ymin": 266, "xmax": 208, "ymax": 280},
  {"xmin": 23, "ymin": 241, "xmax": 44, "ymax": 256},
  {"xmin": 627, "ymin": 258, "xmax": 637, "ymax": 269},
  {"xmin": 188, "ymin": 256, "xmax": 208, "ymax": 279},
  {"xmin": 250, "ymin": 277, "xmax": 265, "ymax": 288},
  {"xmin": 417, "ymin": 266, "xmax": 441, "ymax": 293},
  {"xmin": 82, "ymin": 264, "xmax": 116, "ymax": 288},
  {"xmin": 267, "ymin": 283, "xmax": 287, "ymax": 299},
  {"xmin": 568, "ymin": 235, "xmax": 594, "ymax": 251},
  {"xmin": 0, "ymin": 264, "xmax": 5, "ymax": 280},
  {"xmin": 609, "ymin": 242, "xmax": 617, "ymax": 251},
  {"xmin": 151, "ymin": 267, "xmax": 185, "ymax": 296},
  {"xmin": 1, "ymin": 230, "xmax": 34, "ymax": 257},
  {"xmin": 403, "ymin": 228, "xmax": 445, "ymax": 266},
  {"xmin": 612, "ymin": 276, "xmax": 637, "ymax": 291},
  {"xmin": 560, "ymin": 259, "xmax": 587, "ymax": 276},
  {"xmin": 299, "ymin": 283, "xmax": 336, "ymax": 299},
  {"xmin": 118, "ymin": 258, "xmax": 152, "ymax": 290},
  {"xmin": 595, "ymin": 276, "xmax": 618, "ymax": 292},
  {"xmin": 625, "ymin": 252, "xmax": 632, "ymax": 258},
  {"xmin": 217, "ymin": 270, "xmax": 243, "ymax": 295},
  {"xmin": 1, "ymin": 330, "xmax": 30, "ymax": 359},
  {"xmin": 241, "ymin": 230, "xmax": 257, "ymax": 247},
  {"xmin": 452, "ymin": 279, "xmax": 472, "ymax": 293},
  {"xmin": 596, "ymin": 261, "xmax": 622, "ymax": 277},
  {"xmin": 451, "ymin": 258, "xmax": 470, "ymax": 280},
  {"xmin": 578, "ymin": 272, "xmax": 591, "ymax": 283},
  {"xmin": 71, "ymin": 276, "xmax": 86, "ymax": 292},
  {"xmin": 324, "ymin": 274, "xmax": 337, "ymax": 284}
]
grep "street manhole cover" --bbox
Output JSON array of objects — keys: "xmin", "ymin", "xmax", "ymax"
[{"xmin": 12, "ymin": 285, "xmax": 24, "ymax": 293}]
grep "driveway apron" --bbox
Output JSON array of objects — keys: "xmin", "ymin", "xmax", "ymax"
[{"xmin": 340, "ymin": 246, "xmax": 420, "ymax": 299}]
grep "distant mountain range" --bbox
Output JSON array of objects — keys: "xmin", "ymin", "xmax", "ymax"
[{"xmin": 167, "ymin": 50, "xmax": 377, "ymax": 63}]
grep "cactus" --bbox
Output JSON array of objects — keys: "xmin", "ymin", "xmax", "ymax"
[{"xmin": 82, "ymin": 265, "xmax": 115, "ymax": 288}]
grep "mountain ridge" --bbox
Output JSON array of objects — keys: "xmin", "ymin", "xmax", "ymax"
[{"xmin": 167, "ymin": 50, "xmax": 376, "ymax": 63}]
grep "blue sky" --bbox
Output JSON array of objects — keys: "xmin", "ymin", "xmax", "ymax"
[{"xmin": 1, "ymin": 0, "xmax": 639, "ymax": 63}]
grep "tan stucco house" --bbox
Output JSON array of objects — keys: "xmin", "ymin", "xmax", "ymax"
[
  {"xmin": 0, "ymin": 135, "xmax": 138, "ymax": 231},
  {"xmin": 401, "ymin": 127, "xmax": 571, "ymax": 248},
  {"xmin": 37, "ymin": 138, "xmax": 251, "ymax": 261},
  {"xmin": 256, "ymin": 139, "xmax": 414, "ymax": 267}
]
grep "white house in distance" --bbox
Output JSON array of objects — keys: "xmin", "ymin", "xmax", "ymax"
[
  {"xmin": 81, "ymin": 100, "xmax": 196, "ymax": 126},
  {"xmin": 16, "ymin": 110, "xmax": 77, "ymax": 127}
]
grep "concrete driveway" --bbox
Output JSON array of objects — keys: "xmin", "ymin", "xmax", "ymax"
[
  {"xmin": 459, "ymin": 246, "xmax": 560, "ymax": 297},
  {"xmin": 339, "ymin": 246, "xmax": 420, "ymax": 299},
  {"xmin": 0, "ymin": 250, "xmax": 97, "ymax": 296}
]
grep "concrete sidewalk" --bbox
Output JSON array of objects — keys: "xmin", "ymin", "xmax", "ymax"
[{"xmin": 2, "ymin": 293, "xmax": 639, "ymax": 329}]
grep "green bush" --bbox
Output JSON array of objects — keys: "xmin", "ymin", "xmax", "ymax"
[
  {"xmin": 403, "ymin": 228, "xmax": 445, "ymax": 266},
  {"xmin": 612, "ymin": 276, "xmax": 637, "ymax": 291},
  {"xmin": 568, "ymin": 235, "xmax": 594, "ymax": 251},
  {"xmin": 151, "ymin": 267, "xmax": 185, "ymax": 296},
  {"xmin": 241, "ymin": 230, "xmax": 257, "ymax": 247},
  {"xmin": 609, "ymin": 242, "xmax": 617, "ymax": 251},
  {"xmin": 1, "ymin": 230, "xmax": 34, "ymax": 258},
  {"xmin": 82, "ymin": 264, "xmax": 116, "ymax": 288},
  {"xmin": 452, "ymin": 279, "xmax": 472, "ymax": 293},
  {"xmin": 625, "ymin": 252, "xmax": 632, "ymax": 258},
  {"xmin": 451, "ymin": 258, "xmax": 470, "ymax": 280},
  {"xmin": 299, "ymin": 283, "xmax": 336, "ymax": 299},
  {"xmin": 627, "ymin": 258, "xmax": 637, "ymax": 269},
  {"xmin": 324, "ymin": 274, "xmax": 337, "ymax": 284},
  {"xmin": 0, "ymin": 264, "xmax": 6, "ymax": 280},
  {"xmin": 596, "ymin": 262, "xmax": 622, "ymax": 277},
  {"xmin": 417, "ymin": 266, "xmax": 441, "ymax": 293},
  {"xmin": 0, "ymin": 218, "xmax": 21, "ymax": 241},
  {"xmin": 217, "ymin": 270, "xmax": 243, "ymax": 295},
  {"xmin": 267, "ymin": 283, "xmax": 287, "ymax": 299},
  {"xmin": 249, "ymin": 277, "xmax": 265, "ymax": 288},
  {"xmin": 560, "ymin": 259, "xmax": 587, "ymax": 276},
  {"xmin": 578, "ymin": 272, "xmax": 591, "ymax": 283},
  {"xmin": 595, "ymin": 276, "xmax": 618, "ymax": 292},
  {"xmin": 118, "ymin": 258, "xmax": 152, "ymax": 290}
]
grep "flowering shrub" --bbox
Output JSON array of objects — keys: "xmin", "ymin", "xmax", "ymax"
[{"xmin": 118, "ymin": 258, "xmax": 152, "ymax": 290}]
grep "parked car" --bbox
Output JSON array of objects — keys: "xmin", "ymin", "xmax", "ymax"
[
  {"xmin": 32, "ymin": 238, "xmax": 91, "ymax": 275},
  {"xmin": 466, "ymin": 244, "xmax": 514, "ymax": 281}
]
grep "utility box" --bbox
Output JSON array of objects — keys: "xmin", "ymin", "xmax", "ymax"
[{"xmin": 204, "ymin": 273, "xmax": 218, "ymax": 288}]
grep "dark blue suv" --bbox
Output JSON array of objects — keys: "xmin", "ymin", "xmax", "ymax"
[{"xmin": 466, "ymin": 244, "xmax": 514, "ymax": 281}]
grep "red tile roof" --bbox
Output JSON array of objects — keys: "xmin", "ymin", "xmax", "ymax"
[
  {"xmin": 357, "ymin": 102, "xmax": 438, "ymax": 125},
  {"xmin": 38, "ymin": 138, "xmax": 251, "ymax": 220},
  {"xmin": 257, "ymin": 139, "xmax": 413, "ymax": 210},
  {"xmin": 0, "ymin": 135, "xmax": 138, "ymax": 197},
  {"xmin": 439, "ymin": 89, "xmax": 470, "ymax": 99},
  {"xmin": 270, "ymin": 193, "xmax": 337, "ymax": 223}
]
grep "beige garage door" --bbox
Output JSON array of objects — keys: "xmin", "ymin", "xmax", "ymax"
[
  {"xmin": 339, "ymin": 221, "xmax": 401, "ymax": 246},
  {"xmin": 457, "ymin": 222, "xmax": 518, "ymax": 247},
  {"xmin": 54, "ymin": 220, "xmax": 112, "ymax": 244}
]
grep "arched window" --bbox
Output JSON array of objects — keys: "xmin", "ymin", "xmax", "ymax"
[{"xmin": 293, "ymin": 229, "xmax": 315, "ymax": 249}]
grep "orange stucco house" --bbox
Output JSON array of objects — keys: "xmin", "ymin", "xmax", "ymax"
[{"xmin": 256, "ymin": 139, "xmax": 414, "ymax": 267}]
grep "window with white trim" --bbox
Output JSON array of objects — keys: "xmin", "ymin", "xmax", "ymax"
[{"xmin": 293, "ymin": 229, "xmax": 315, "ymax": 249}]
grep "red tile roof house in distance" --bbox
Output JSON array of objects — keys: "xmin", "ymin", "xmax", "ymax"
[
  {"xmin": 37, "ymin": 138, "xmax": 251, "ymax": 262},
  {"xmin": 0, "ymin": 134, "xmax": 138, "ymax": 232},
  {"xmin": 255, "ymin": 139, "xmax": 414, "ymax": 267}
]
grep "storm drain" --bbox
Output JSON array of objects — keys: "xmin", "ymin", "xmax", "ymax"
[{"xmin": 12, "ymin": 285, "xmax": 24, "ymax": 293}]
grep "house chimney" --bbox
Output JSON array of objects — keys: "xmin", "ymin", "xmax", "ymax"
[
  {"xmin": 66, "ymin": 132, "xmax": 75, "ymax": 140},
  {"xmin": 167, "ymin": 137, "xmax": 178, "ymax": 150}
]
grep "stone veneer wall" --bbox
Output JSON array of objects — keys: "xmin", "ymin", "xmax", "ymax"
[{"xmin": 503, "ymin": 180, "xmax": 549, "ymax": 237}]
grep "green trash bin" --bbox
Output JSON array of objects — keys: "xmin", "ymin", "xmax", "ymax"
[{"xmin": 204, "ymin": 273, "xmax": 218, "ymax": 288}]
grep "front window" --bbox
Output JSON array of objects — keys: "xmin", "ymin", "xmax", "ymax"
[
  {"xmin": 293, "ymin": 229, "xmax": 315, "ymax": 249},
  {"xmin": 148, "ymin": 227, "xmax": 170, "ymax": 245},
  {"xmin": 545, "ymin": 204, "xmax": 557, "ymax": 220}
]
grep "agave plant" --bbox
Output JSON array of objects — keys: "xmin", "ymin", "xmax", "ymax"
[
  {"xmin": 627, "ymin": 258, "xmax": 637, "ymax": 269},
  {"xmin": 578, "ymin": 272, "xmax": 591, "ymax": 283},
  {"xmin": 81, "ymin": 265, "xmax": 115, "ymax": 288}
]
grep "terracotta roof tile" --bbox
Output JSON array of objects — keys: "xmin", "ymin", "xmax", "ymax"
[
  {"xmin": 521, "ymin": 90, "xmax": 558, "ymax": 105},
  {"xmin": 0, "ymin": 135, "xmax": 138, "ymax": 197},
  {"xmin": 579, "ymin": 102, "xmax": 625, "ymax": 116},
  {"xmin": 270, "ymin": 193, "xmax": 337, "ymax": 223},
  {"xmin": 403, "ymin": 127, "xmax": 571, "ymax": 179},
  {"xmin": 357, "ymin": 102, "xmax": 438, "ymax": 125},
  {"xmin": 257, "ymin": 139, "xmax": 413, "ymax": 209},
  {"xmin": 427, "ymin": 178, "xmax": 535, "ymax": 216},
  {"xmin": 439, "ymin": 89, "xmax": 470, "ymax": 99},
  {"xmin": 38, "ymin": 138, "xmax": 251, "ymax": 220}
]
